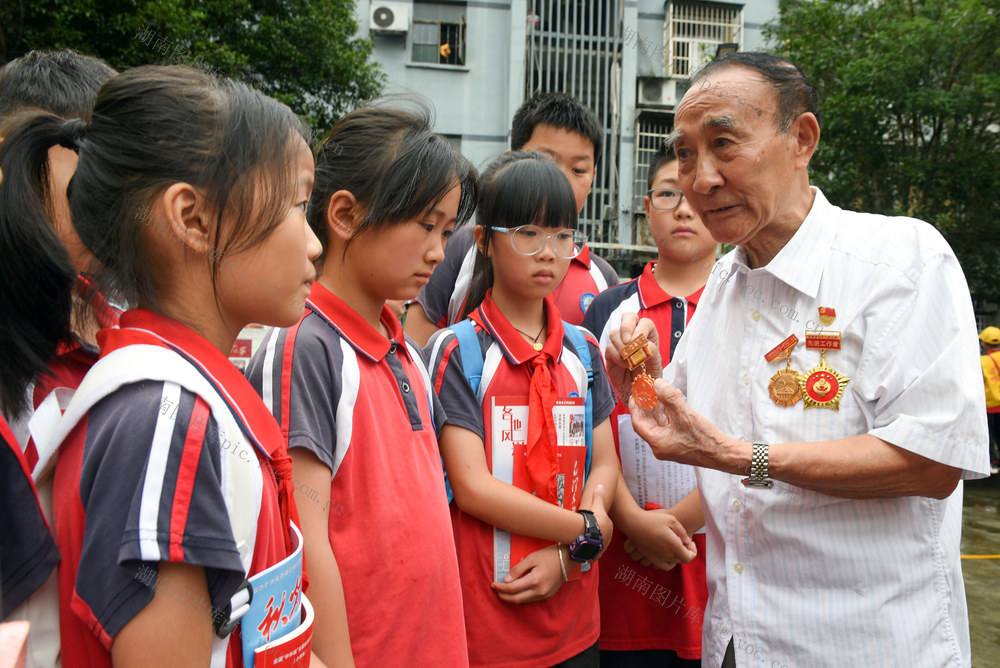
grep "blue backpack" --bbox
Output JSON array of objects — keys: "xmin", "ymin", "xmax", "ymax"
[{"xmin": 443, "ymin": 319, "xmax": 594, "ymax": 502}]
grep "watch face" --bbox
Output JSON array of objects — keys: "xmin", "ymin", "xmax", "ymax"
[{"xmin": 568, "ymin": 536, "xmax": 603, "ymax": 562}]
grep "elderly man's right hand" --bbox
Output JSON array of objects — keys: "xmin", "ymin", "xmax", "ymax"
[{"xmin": 628, "ymin": 377, "xmax": 739, "ymax": 470}]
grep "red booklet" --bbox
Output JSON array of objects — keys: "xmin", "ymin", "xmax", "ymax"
[{"xmin": 490, "ymin": 397, "xmax": 587, "ymax": 582}]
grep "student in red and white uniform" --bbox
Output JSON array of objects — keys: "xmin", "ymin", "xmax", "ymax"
[
  {"xmin": 581, "ymin": 144, "xmax": 716, "ymax": 668},
  {"xmin": 424, "ymin": 152, "xmax": 618, "ymax": 668},
  {"xmin": 247, "ymin": 105, "xmax": 477, "ymax": 668},
  {"xmin": 1, "ymin": 65, "xmax": 328, "ymax": 668},
  {"xmin": 0, "ymin": 97, "xmax": 72, "ymax": 633},
  {"xmin": 0, "ymin": 49, "xmax": 118, "ymax": 668},
  {"xmin": 405, "ymin": 93, "xmax": 618, "ymax": 345}
]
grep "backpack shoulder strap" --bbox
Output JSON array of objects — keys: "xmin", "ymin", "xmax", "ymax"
[
  {"xmin": 562, "ymin": 323, "xmax": 594, "ymax": 477},
  {"xmin": 451, "ymin": 319, "xmax": 484, "ymax": 394},
  {"xmin": 441, "ymin": 319, "xmax": 484, "ymax": 503}
]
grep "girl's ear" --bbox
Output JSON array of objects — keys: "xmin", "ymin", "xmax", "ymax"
[
  {"xmin": 157, "ymin": 182, "xmax": 212, "ymax": 255},
  {"xmin": 325, "ymin": 190, "xmax": 358, "ymax": 242},
  {"xmin": 474, "ymin": 225, "xmax": 490, "ymax": 258}
]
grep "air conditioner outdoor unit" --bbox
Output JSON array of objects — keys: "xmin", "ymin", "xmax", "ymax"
[
  {"xmin": 637, "ymin": 78, "xmax": 686, "ymax": 108},
  {"xmin": 370, "ymin": 2, "xmax": 409, "ymax": 34}
]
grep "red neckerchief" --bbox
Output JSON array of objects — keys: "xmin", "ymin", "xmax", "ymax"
[
  {"xmin": 97, "ymin": 309, "xmax": 298, "ymax": 553},
  {"xmin": 472, "ymin": 291, "xmax": 565, "ymax": 504}
]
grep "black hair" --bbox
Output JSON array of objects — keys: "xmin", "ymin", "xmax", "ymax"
[
  {"xmin": 0, "ymin": 49, "xmax": 117, "ymax": 121},
  {"xmin": 0, "ymin": 65, "xmax": 309, "ymax": 320},
  {"xmin": 510, "ymin": 93, "xmax": 604, "ymax": 164},
  {"xmin": 0, "ymin": 114, "xmax": 77, "ymax": 419},
  {"xmin": 690, "ymin": 52, "xmax": 821, "ymax": 133},
  {"xmin": 646, "ymin": 141, "xmax": 677, "ymax": 191},
  {"xmin": 462, "ymin": 151, "xmax": 579, "ymax": 319},
  {"xmin": 308, "ymin": 101, "xmax": 478, "ymax": 260}
]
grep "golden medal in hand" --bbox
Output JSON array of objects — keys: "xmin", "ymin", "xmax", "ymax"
[{"xmin": 621, "ymin": 333, "xmax": 657, "ymax": 413}]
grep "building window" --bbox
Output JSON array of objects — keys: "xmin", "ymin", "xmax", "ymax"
[
  {"xmin": 413, "ymin": 2, "xmax": 467, "ymax": 66},
  {"xmin": 633, "ymin": 113, "xmax": 674, "ymax": 214},
  {"xmin": 667, "ymin": 1, "xmax": 742, "ymax": 77}
]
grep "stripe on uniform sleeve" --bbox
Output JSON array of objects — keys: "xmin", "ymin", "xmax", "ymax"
[
  {"xmin": 138, "ymin": 381, "xmax": 182, "ymax": 561},
  {"xmin": 261, "ymin": 327, "xmax": 280, "ymax": 416},
  {"xmin": 332, "ymin": 339, "xmax": 360, "ymax": 478},
  {"xmin": 168, "ymin": 396, "xmax": 210, "ymax": 561}
]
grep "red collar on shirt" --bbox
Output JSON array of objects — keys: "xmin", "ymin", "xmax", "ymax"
[
  {"xmin": 637, "ymin": 261, "xmax": 706, "ymax": 309},
  {"xmin": 305, "ymin": 282, "xmax": 407, "ymax": 363},
  {"xmin": 471, "ymin": 289, "xmax": 565, "ymax": 367},
  {"xmin": 97, "ymin": 309, "xmax": 285, "ymax": 461},
  {"xmin": 54, "ymin": 276, "xmax": 122, "ymax": 357},
  {"xmin": 571, "ymin": 243, "xmax": 591, "ymax": 269}
]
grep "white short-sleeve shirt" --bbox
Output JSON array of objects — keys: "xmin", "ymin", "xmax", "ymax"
[{"xmin": 665, "ymin": 188, "xmax": 990, "ymax": 668}]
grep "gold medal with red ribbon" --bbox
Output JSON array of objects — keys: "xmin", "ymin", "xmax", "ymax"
[
  {"xmin": 799, "ymin": 354, "xmax": 850, "ymax": 410},
  {"xmin": 622, "ymin": 333, "xmax": 657, "ymax": 413},
  {"xmin": 765, "ymin": 335, "xmax": 802, "ymax": 406}
]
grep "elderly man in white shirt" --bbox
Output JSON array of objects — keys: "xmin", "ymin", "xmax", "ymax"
[{"xmin": 606, "ymin": 52, "xmax": 990, "ymax": 668}]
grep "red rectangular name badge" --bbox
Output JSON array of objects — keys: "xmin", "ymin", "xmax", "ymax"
[
  {"xmin": 804, "ymin": 330, "xmax": 841, "ymax": 351},
  {"xmin": 764, "ymin": 334, "xmax": 799, "ymax": 363}
]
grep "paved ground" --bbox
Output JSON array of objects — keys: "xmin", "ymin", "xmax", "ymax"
[{"xmin": 963, "ymin": 474, "xmax": 1000, "ymax": 667}]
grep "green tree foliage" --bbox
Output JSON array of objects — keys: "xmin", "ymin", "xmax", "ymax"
[
  {"xmin": 1, "ymin": 0, "xmax": 385, "ymax": 135},
  {"xmin": 766, "ymin": 0, "xmax": 1000, "ymax": 300}
]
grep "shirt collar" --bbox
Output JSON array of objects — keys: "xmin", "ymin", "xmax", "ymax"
[
  {"xmin": 721, "ymin": 187, "xmax": 836, "ymax": 299},
  {"xmin": 637, "ymin": 261, "xmax": 706, "ymax": 308},
  {"xmin": 572, "ymin": 243, "xmax": 591, "ymax": 268},
  {"xmin": 305, "ymin": 281, "xmax": 406, "ymax": 363},
  {"xmin": 470, "ymin": 289, "xmax": 565, "ymax": 367}
]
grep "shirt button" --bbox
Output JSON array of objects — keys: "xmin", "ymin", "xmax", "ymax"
[
  {"xmin": 742, "ymin": 374, "xmax": 751, "ymax": 385},
  {"xmin": 751, "ymin": 311, "xmax": 761, "ymax": 321},
  {"xmin": 674, "ymin": 331, "xmax": 681, "ymax": 338},
  {"xmin": 389, "ymin": 342, "xmax": 398, "ymax": 354},
  {"xmin": 732, "ymin": 500, "xmax": 742, "ymax": 511},
  {"xmin": 401, "ymin": 382, "xmax": 410, "ymax": 393},
  {"xmin": 733, "ymin": 563, "xmax": 744, "ymax": 574},
  {"xmin": 674, "ymin": 301, "xmax": 683, "ymax": 309}
]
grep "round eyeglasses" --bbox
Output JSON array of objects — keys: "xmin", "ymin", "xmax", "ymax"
[
  {"xmin": 647, "ymin": 188, "xmax": 684, "ymax": 210},
  {"xmin": 489, "ymin": 225, "xmax": 587, "ymax": 259}
]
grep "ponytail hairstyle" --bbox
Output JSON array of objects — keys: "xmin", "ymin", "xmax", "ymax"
[
  {"xmin": 0, "ymin": 65, "xmax": 309, "ymax": 413},
  {"xmin": 307, "ymin": 99, "xmax": 478, "ymax": 262},
  {"xmin": 0, "ymin": 116, "xmax": 77, "ymax": 419},
  {"xmin": 462, "ymin": 151, "xmax": 578, "ymax": 319}
]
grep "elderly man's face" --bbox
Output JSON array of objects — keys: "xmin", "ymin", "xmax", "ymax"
[{"xmin": 672, "ymin": 66, "xmax": 803, "ymax": 250}]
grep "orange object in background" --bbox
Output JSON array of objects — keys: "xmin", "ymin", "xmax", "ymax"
[{"xmin": 439, "ymin": 43, "xmax": 452, "ymax": 58}]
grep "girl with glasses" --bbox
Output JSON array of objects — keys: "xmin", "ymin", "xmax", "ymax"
[{"xmin": 424, "ymin": 151, "xmax": 619, "ymax": 668}]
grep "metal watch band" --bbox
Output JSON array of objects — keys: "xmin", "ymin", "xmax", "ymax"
[{"xmin": 741, "ymin": 442, "xmax": 774, "ymax": 489}]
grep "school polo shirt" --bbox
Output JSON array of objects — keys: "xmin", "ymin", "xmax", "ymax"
[
  {"xmin": 424, "ymin": 292, "xmax": 616, "ymax": 668},
  {"xmin": 0, "ymin": 414, "xmax": 60, "ymax": 618},
  {"xmin": 581, "ymin": 261, "xmax": 707, "ymax": 658},
  {"xmin": 54, "ymin": 310, "xmax": 288, "ymax": 668},
  {"xmin": 416, "ymin": 225, "xmax": 619, "ymax": 327},
  {"xmin": 246, "ymin": 282, "xmax": 468, "ymax": 668}
]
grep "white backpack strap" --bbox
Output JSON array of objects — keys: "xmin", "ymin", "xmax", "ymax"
[
  {"xmin": 48, "ymin": 346, "xmax": 262, "ymax": 574},
  {"xmin": 446, "ymin": 245, "xmax": 478, "ymax": 325}
]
